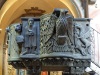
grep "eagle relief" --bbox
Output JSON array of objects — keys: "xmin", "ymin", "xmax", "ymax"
[
  {"xmin": 40, "ymin": 9, "xmax": 91, "ymax": 58},
  {"xmin": 40, "ymin": 9, "xmax": 74, "ymax": 56},
  {"xmin": 6, "ymin": 8, "xmax": 91, "ymax": 75}
]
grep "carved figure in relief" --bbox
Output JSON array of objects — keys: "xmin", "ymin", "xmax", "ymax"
[
  {"xmin": 21, "ymin": 18, "xmax": 37, "ymax": 55},
  {"xmin": 75, "ymin": 24, "xmax": 91, "ymax": 55},
  {"xmin": 56, "ymin": 9, "xmax": 69, "ymax": 45},
  {"xmin": 40, "ymin": 9, "xmax": 74, "ymax": 53}
]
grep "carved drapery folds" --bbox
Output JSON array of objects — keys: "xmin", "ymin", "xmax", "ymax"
[{"xmin": 15, "ymin": 18, "xmax": 40, "ymax": 58}]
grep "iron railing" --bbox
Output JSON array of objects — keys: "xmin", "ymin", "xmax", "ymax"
[{"xmin": 90, "ymin": 27, "xmax": 100, "ymax": 74}]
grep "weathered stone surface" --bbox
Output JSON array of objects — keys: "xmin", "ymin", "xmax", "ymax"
[{"xmin": 7, "ymin": 8, "xmax": 91, "ymax": 75}]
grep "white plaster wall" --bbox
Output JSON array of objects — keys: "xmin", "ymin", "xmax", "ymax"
[{"xmin": 88, "ymin": 0, "xmax": 100, "ymax": 74}]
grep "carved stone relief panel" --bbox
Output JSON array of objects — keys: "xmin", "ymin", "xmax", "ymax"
[
  {"xmin": 74, "ymin": 19, "xmax": 91, "ymax": 57},
  {"xmin": 40, "ymin": 9, "xmax": 74, "ymax": 57}
]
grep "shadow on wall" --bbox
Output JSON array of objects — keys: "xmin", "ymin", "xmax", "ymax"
[{"xmin": 0, "ymin": 0, "xmax": 6, "ymax": 9}]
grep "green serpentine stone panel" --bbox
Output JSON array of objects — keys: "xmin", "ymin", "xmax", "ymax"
[
  {"xmin": 7, "ymin": 24, "xmax": 21, "ymax": 62},
  {"xmin": 6, "ymin": 8, "xmax": 91, "ymax": 75},
  {"xmin": 40, "ymin": 9, "xmax": 91, "ymax": 60}
]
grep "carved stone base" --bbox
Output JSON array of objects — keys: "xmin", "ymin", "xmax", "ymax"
[
  {"xmin": 20, "ymin": 54, "xmax": 39, "ymax": 59},
  {"xmin": 8, "ymin": 61, "xmax": 25, "ymax": 69},
  {"xmin": 70, "ymin": 67, "xmax": 85, "ymax": 74},
  {"xmin": 41, "ymin": 57, "xmax": 90, "ymax": 67},
  {"xmin": 40, "ymin": 52, "xmax": 91, "ymax": 60}
]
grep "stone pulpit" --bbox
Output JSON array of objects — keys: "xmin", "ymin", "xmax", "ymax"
[{"xmin": 6, "ymin": 8, "xmax": 91, "ymax": 75}]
